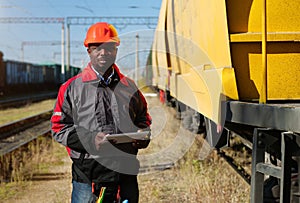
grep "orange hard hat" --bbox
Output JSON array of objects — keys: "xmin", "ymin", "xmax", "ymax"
[{"xmin": 84, "ymin": 22, "xmax": 120, "ymax": 47}]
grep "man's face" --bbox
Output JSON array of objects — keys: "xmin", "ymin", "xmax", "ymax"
[{"xmin": 87, "ymin": 42, "xmax": 117, "ymax": 74}]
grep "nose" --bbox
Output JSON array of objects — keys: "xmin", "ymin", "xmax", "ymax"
[{"xmin": 98, "ymin": 48, "xmax": 108, "ymax": 56}]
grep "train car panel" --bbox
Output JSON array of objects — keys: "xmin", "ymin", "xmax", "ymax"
[
  {"xmin": 166, "ymin": 0, "xmax": 179, "ymax": 75},
  {"xmin": 230, "ymin": 40, "xmax": 300, "ymax": 100},
  {"xmin": 152, "ymin": 0, "xmax": 300, "ymax": 202},
  {"xmin": 153, "ymin": 0, "xmax": 170, "ymax": 90},
  {"xmin": 183, "ymin": 0, "xmax": 232, "ymax": 68},
  {"xmin": 222, "ymin": 67, "xmax": 239, "ymax": 100},
  {"xmin": 151, "ymin": 0, "xmax": 162, "ymax": 88},
  {"xmin": 5, "ymin": 61, "xmax": 28, "ymax": 85},
  {"xmin": 176, "ymin": 66, "xmax": 238, "ymax": 124},
  {"xmin": 226, "ymin": 0, "xmax": 300, "ymax": 33},
  {"xmin": 176, "ymin": 71, "xmax": 213, "ymax": 120},
  {"xmin": 0, "ymin": 52, "xmax": 5, "ymax": 93},
  {"xmin": 154, "ymin": 0, "xmax": 239, "ymax": 124},
  {"xmin": 227, "ymin": 0, "xmax": 300, "ymax": 100},
  {"xmin": 249, "ymin": 50, "xmax": 300, "ymax": 100},
  {"xmin": 0, "ymin": 57, "xmax": 80, "ymax": 97},
  {"xmin": 151, "ymin": 41, "xmax": 159, "ymax": 87},
  {"xmin": 43, "ymin": 65, "xmax": 55, "ymax": 83},
  {"xmin": 249, "ymin": 0, "xmax": 300, "ymax": 33},
  {"xmin": 153, "ymin": 0, "xmax": 300, "ymax": 123},
  {"xmin": 30, "ymin": 65, "xmax": 43, "ymax": 83}
]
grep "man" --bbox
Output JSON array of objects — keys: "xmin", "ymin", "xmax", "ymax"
[{"xmin": 51, "ymin": 22, "xmax": 151, "ymax": 203}]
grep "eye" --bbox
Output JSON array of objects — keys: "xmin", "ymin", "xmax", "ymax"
[{"xmin": 89, "ymin": 47, "xmax": 97, "ymax": 52}]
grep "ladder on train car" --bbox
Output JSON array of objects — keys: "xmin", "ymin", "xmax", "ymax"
[{"xmin": 250, "ymin": 128, "xmax": 300, "ymax": 203}]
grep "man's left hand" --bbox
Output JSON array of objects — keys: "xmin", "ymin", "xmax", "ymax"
[
  {"xmin": 132, "ymin": 139, "xmax": 150, "ymax": 149},
  {"xmin": 132, "ymin": 129, "xmax": 151, "ymax": 149}
]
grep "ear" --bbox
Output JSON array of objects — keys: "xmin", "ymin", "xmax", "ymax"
[{"xmin": 87, "ymin": 48, "xmax": 91, "ymax": 54}]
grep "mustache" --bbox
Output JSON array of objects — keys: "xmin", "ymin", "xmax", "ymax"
[{"xmin": 98, "ymin": 56, "xmax": 113, "ymax": 60}]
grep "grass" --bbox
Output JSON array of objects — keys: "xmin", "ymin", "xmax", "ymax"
[
  {"xmin": 138, "ymin": 136, "xmax": 250, "ymax": 202},
  {"xmin": 0, "ymin": 136, "xmax": 70, "ymax": 201},
  {"xmin": 0, "ymin": 136, "xmax": 51, "ymax": 198},
  {"xmin": 137, "ymin": 96, "xmax": 250, "ymax": 202},
  {"xmin": 0, "ymin": 99, "xmax": 56, "ymax": 126},
  {"xmin": 0, "ymin": 182, "xmax": 26, "ymax": 200},
  {"xmin": 0, "ymin": 99, "xmax": 59, "ymax": 200}
]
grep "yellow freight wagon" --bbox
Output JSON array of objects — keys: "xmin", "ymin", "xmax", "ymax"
[
  {"xmin": 152, "ymin": 0, "xmax": 300, "ymax": 124},
  {"xmin": 151, "ymin": 0, "xmax": 300, "ymax": 202}
]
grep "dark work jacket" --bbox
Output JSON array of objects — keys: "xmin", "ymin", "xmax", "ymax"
[{"xmin": 51, "ymin": 63, "xmax": 151, "ymax": 183}]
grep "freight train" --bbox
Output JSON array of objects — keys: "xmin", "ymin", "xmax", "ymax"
[
  {"xmin": 0, "ymin": 51, "xmax": 81, "ymax": 97},
  {"xmin": 150, "ymin": 0, "xmax": 300, "ymax": 202}
]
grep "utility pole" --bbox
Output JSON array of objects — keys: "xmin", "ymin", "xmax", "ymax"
[
  {"xmin": 61, "ymin": 22, "xmax": 65, "ymax": 83},
  {"xmin": 135, "ymin": 33, "xmax": 139, "ymax": 85},
  {"xmin": 66, "ymin": 23, "xmax": 70, "ymax": 79}
]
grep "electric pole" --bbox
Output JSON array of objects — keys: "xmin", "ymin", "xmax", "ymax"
[{"xmin": 135, "ymin": 33, "xmax": 139, "ymax": 85}]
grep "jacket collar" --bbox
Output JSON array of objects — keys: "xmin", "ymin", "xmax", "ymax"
[{"xmin": 81, "ymin": 62, "xmax": 129, "ymax": 86}]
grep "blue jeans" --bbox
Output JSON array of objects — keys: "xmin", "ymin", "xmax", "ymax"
[
  {"xmin": 71, "ymin": 175, "xmax": 138, "ymax": 203},
  {"xmin": 71, "ymin": 180, "xmax": 94, "ymax": 203},
  {"xmin": 71, "ymin": 181, "xmax": 118, "ymax": 203}
]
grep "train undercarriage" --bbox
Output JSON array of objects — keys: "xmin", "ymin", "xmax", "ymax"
[{"xmin": 161, "ymin": 89, "xmax": 300, "ymax": 203}]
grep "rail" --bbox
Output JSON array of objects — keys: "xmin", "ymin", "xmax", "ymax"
[
  {"xmin": 139, "ymin": 163, "xmax": 175, "ymax": 174},
  {"xmin": 217, "ymin": 149, "xmax": 251, "ymax": 185},
  {"xmin": 0, "ymin": 92, "xmax": 57, "ymax": 109},
  {"xmin": 0, "ymin": 110, "xmax": 52, "ymax": 156}
]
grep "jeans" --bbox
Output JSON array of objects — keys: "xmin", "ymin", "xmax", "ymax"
[
  {"xmin": 71, "ymin": 175, "xmax": 138, "ymax": 203},
  {"xmin": 71, "ymin": 180, "xmax": 118, "ymax": 203},
  {"xmin": 71, "ymin": 180, "xmax": 94, "ymax": 203}
]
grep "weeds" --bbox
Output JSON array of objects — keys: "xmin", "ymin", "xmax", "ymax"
[
  {"xmin": 138, "ymin": 135, "xmax": 250, "ymax": 202},
  {"xmin": 0, "ymin": 135, "xmax": 54, "ymax": 199},
  {"xmin": 0, "ymin": 99, "xmax": 55, "ymax": 125}
]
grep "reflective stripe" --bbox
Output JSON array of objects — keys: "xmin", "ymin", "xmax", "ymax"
[{"xmin": 53, "ymin": 111, "xmax": 62, "ymax": 116}]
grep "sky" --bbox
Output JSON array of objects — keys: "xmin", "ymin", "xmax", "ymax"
[{"xmin": 0, "ymin": 0, "xmax": 162, "ymax": 72}]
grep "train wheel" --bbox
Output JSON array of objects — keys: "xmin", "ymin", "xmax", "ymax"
[
  {"xmin": 175, "ymin": 100, "xmax": 185, "ymax": 120},
  {"xmin": 182, "ymin": 107, "xmax": 193, "ymax": 131},
  {"xmin": 191, "ymin": 112, "xmax": 206, "ymax": 134}
]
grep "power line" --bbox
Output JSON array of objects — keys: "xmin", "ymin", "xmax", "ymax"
[
  {"xmin": 0, "ymin": 16, "xmax": 158, "ymax": 71},
  {"xmin": 66, "ymin": 16, "xmax": 157, "ymax": 29},
  {"xmin": 65, "ymin": 16, "xmax": 158, "ymax": 71},
  {"xmin": 0, "ymin": 17, "xmax": 64, "ymax": 24}
]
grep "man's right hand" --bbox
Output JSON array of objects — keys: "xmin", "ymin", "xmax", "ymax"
[{"xmin": 94, "ymin": 132, "xmax": 107, "ymax": 151}]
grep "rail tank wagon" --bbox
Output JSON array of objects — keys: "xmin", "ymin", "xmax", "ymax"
[{"xmin": 151, "ymin": 0, "xmax": 300, "ymax": 202}]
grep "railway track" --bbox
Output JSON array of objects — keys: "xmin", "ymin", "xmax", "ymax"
[
  {"xmin": 218, "ymin": 148, "xmax": 251, "ymax": 185},
  {"xmin": 139, "ymin": 162, "xmax": 175, "ymax": 174},
  {"xmin": 0, "ymin": 92, "xmax": 57, "ymax": 109},
  {"xmin": 0, "ymin": 110, "xmax": 52, "ymax": 156},
  {"xmin": 212, "ymin": 131, "xmax": 253, "ymax": 185}
]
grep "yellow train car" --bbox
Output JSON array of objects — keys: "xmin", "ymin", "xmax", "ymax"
[
  {"xmin": 152, "ymin": 0, "xmax": 300, "ymax": 123},
  {"xmin": 151, "ymin": 0, "xmax": 300, "ymax": 202}
]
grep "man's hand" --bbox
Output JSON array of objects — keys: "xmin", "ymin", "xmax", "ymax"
[
  {"xmin": 132, "ymin": 139, "xmax": 150, "ymax": 149},
  {"xmin": 132, "ymin": 129, "xmax": 151, "ymax": 149},
  {"xmin": 94, "ymin": 132, "xmax": 107, "ymax": 151}
]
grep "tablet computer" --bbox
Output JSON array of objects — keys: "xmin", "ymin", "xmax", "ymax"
[{"xmin": 105, "ymin": 131, "xmax": 150, "ymax": 144}]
